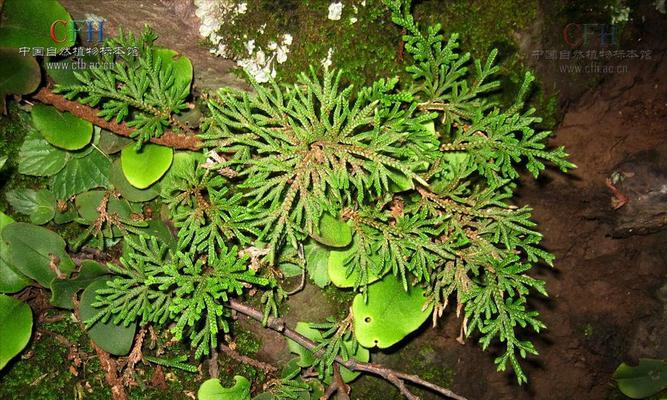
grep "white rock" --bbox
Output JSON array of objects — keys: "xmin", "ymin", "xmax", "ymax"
[{"xmin": 328, "ymin": 2, "xmax": 343, "ymax": 21}]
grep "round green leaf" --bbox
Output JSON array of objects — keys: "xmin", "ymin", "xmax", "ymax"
[
  {"xmin": 121, "ymin": 143, "xmax": 173, "ymax": 189},
  {"xmin": 1, "ymin": 222, "xmax": 75, "ymax": 287},
  {"xmin": 311, "ymin": 213, "xmax": 352, "ymax": 248},
  {"xmin": 0, "ymin": 0, "xmax": 74, "ymax": 48},
  {"xmin": 18, "ymin": 129, "xmax": 70, "ymax": 177},
  {"xmin": 0, "ymin": 49, "xmax": 40, "ymax": 110},
  {"xmin": 352, "ymin": 275, "xmax": 433, "ymax": 349},
  {"xmin": 154, "ymin": 48, "xmax": 193, "ymax": 91},
  {"xmin": 50, "ymin": 260, "xmax": 109, "ymax": 309},
  {"xmin": 0, "ymin": 212, "xmax": 30, "ymax": 294},
  {"xmin": 80, "ymin": 279, "xmax": 136, "ymax": 356},
  {"xmin": 287, "ymin": 322, "xmax": 369, "ymax": 383},
  {"xmin": 304, "ymin": 242, "xmax": 330, "ymax": 288},
  {"xmin": 75, "ymin": 190, "xmax": 132, "ymax": 223},
  {"xmin": 31, "ymin": 104, "xmax": 93, "ymax": 150},
  {"xmin": 327, "ymin": 235, "xmax": 381, "ymax": 288},
  {"xmin": 614, "ymin": 359, "xmax": 667, "ymax": 399},
  {"xmin": 110, "ymin": 159, "xmax": 159, "ymax": 202},
  {"xmin": 198, "ymin": 376, "xmax": 251, "ymax": 400},
  {"xmin": 0, "ymin": 294, "xmax": 33, "ymax": 370}
]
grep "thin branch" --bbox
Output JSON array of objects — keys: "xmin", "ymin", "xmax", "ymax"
[
  {"xmin": 322, "ymin": 363, "xmax": 350, "ymax": 400},
  {"xmin": 227, "ymin": 299, "xmax": 468, "ymax": 400},
  {"xmin": 31, "ymin": 87, "xmax": 202, "ymax": 150},
  {"xmin": 219, "ymin": 342, "xmax": 278, "ymax": 374}
]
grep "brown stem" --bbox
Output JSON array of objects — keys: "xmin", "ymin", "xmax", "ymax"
[
  {"xmin": 219, "ymin": 343, "xmax": 277, "ymax": 374},
  {"xmin": 31, "ymin": 87, "xmax": 202, "ymax": 150},
  {"xmin": 227, "ymin": 299, "xmax": 468, "ymax": 400},
  {"xmin": 72, "ymin": 296, "xmax": 127, "ymax": 400},
  {"xmin": 208, "ymin": 345, "xmax": 220, "ymax": 379},
  {"xmin": 322, "ymin": 363, "xmax": 350, "ymax": 400}
]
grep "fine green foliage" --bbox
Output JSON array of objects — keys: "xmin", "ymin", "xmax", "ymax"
[
  {"xmin": 80, "ymin": 278, "xmax": 137, "ymax": 356},
  {"xmin": 201, "ymin": 69, "xmax": 435, "ymax": 262},
  {"xmin": 86, "ymin": 234, "xmax": 270, "ymax": 358},
  {"xmin": 0, "ymin": 0, "xmax": 576, "ymax": 392},
  {"xmin": 54, "ymin": 27, "xmax": 192, "ymax": 145}
]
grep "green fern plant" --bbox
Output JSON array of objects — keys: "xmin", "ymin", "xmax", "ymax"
[
  {"xmin": 53, "ymin": 27, "xmax": 193, "ymax": 145},
  {"xmin": 0, "ymin": 0, "xmax": 577, "ymax": 395}
]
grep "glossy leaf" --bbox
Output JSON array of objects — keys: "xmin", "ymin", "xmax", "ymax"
[
  {"xmin": 304, "ymin": 242, "xmax": 330, "ymax": 288},
  {"xmin": 0, "ymin": 295, "xmax": 32, "ymax": 370},
  {"xmin": 31, "ymin": 104, "xmax": 93, "ymax": 150},
  {"xmin": 75, "ymin": 190, "xmax": 132, "ymax": 223},
  {"xmin": 327, "ymin": 235, "xmax": 381, "ymax": 288},
  {"xmin": 121, "ymin": 143, "xmax": 173, "ymax": 189},
  {"xmin": 0, "ymin": 0, "xmax": 74, "ymax": 48},
  {"xmin": 614, "ymin": 359, "xmax": 667, "ymax": 399},
  {"xmin": 1, "ymin": 222, "xmax": 75, "ymax": 287},
  {"xmin": 0, "ymin": 49, "xmax": 40, "ymax": 111},
  {"xmin": 18, "ymin": 129, "xmax": 70, "ymax": 176},
  {"xmin": 80, "ymin": 279, "xmax": 136, "ymax": 356},
  {"xmin": 109, "ymin": 159, "xmax": 159, "ymax": 202},
  {"xmin": 154, "ymin": 48, "xmax": 193, "ymax": 91},
  {"xmin": 198, "ymin": 376, "xmax": 251, "ymax": 400},
  {"xmin": 311, "ymin": 213, "xmax": 352, "ymax": 248},
  {"xmin": 50, "ymin": 260, "xmax": 109, "ymax": 309},
  {"xmin": 0, "ymin": 212, "xmax": 30, "ymax": 293},
  {"xmin": 352, "ymin": 275, "xmax": 433, "ymax": 348}
]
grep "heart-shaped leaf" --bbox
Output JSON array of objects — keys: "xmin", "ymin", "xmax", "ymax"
[
  {"xmin": 614, "ymin": 359, "xmax": 667, "ymax": 399},
  {"xmin": 0, "ymin": 212, "xmax": 30, "ymax": 294},
  {"xmin": 1, "ymin": 222, "xmax": 75, "ymax": 287},
  {"xmin": 0, "ymin": 49, "xmax": 40, "ymax": 111},
  {"xmin": 0, "ymin": 0, "xmax": 74, "ymax": 48},
  {"xmin": 121, "ymin": 143, "xmax": 173, "ymax": 189},
  {"xmin": 18, "ymin": 129, "xmax": 70, "ymax": 176},
  {"xmin": 50, "ymin": 260, "xmax": 109, "ymax": 309},
  {"xmin": 0, "ymin": 295, "xmax": 32, "ymax": 370},
  {"xmin": 352, "ymin": 275, "xmax": 433, "ymax": 348},
  {"xmin": 31, "ymin": 104, "xmax": 93, "ymax": 150},
  {"xmin": 154, "ymin": 48, "xmax": 193, "ymax": 91},
  {"xmin": 80, "ymin": 279, "xmax": 136, "ymax": 356},
  {"xmin": 288, "ymin": 322, "xmax": 369, "ymax": 383},
  {"xmin": 51, "ymin": 148, "xmax": 111, "ymax": 199},
  {"xmin": 327, "ymin": 235, "xmax": 382, "ymax": 288},
  {"xmin": 5, "ymin": 188, "xmax": 56, "ymax": 225},
  {"xmin": 311, "ymin": 213, "xmax": 352, "ymax": 248},
  {"xmin": 109, "ymin": 159, "xmax": 159, "ymax": 202},
  {"xmin": 198, "ymin": 376, "xmax": 251, "ymax": 400}
]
